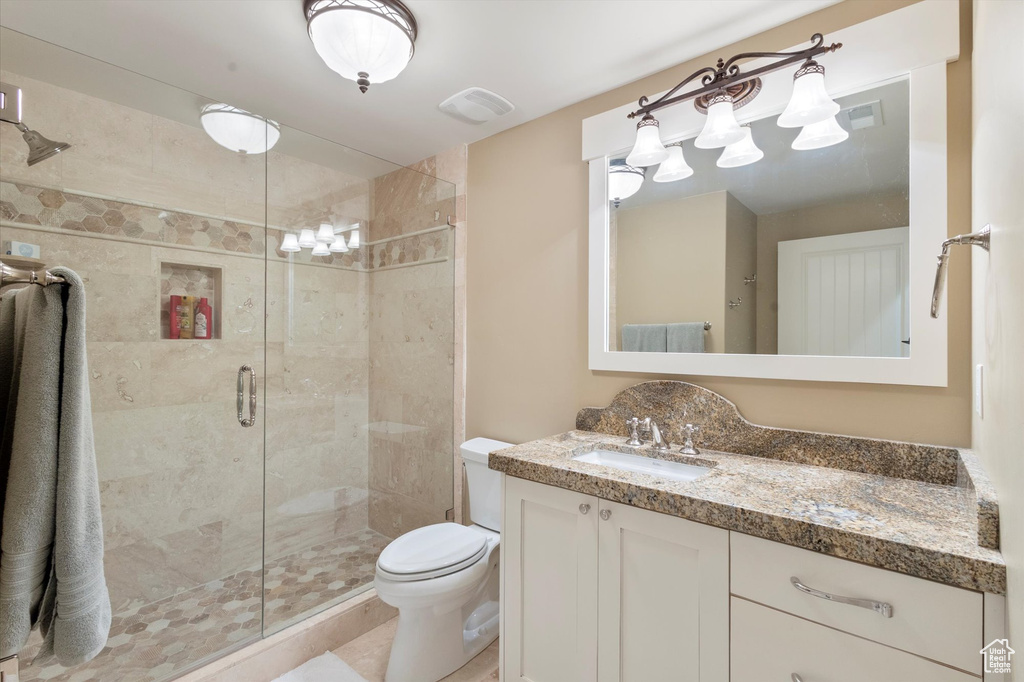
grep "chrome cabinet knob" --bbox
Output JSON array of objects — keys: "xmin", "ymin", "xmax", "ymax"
[
  {"xmin": 579, "ymin": 503, "xmax": 591, "ymax": 515},
  {"xmin": 600, "ymin": 509, "xmax": 611, "ymax": 520}
]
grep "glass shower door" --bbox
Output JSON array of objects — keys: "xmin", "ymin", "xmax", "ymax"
[{"xmin": 0, "ymin": 29, "xmax": 268, "ymax": 681}]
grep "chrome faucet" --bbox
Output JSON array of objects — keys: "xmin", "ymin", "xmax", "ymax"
[
  {"xmin": 625, "ymin": 417, "xmax": 643, "ymax": 446},
  {"xmin": 680, "ymin": 423, "xmax": 700, "ymax": 455},
  {"xmin": 644, "ymin": 418, "xmax": 671, "ymax": 451}
]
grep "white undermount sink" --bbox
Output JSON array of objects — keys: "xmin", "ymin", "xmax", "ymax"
[{"xmin": 572, "ymin": 449, "xmax": 710, "ymax": 482}]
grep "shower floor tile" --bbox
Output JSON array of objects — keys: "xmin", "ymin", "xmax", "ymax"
[{"xmin": 18, "ymin": 527, "xmax": 391, "ymax": 682}]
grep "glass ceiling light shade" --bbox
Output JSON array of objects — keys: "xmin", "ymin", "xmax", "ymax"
[
  {"xmin": 280, "ymin": 233, "xmax": 302, "ymax": 252},
  {"xmin": 653, "ymin": 144, "xmax": 693, "ymax": 183},
  {"xmin": 316, "ymin": 223, "xmax": 335, "ymax": 242},
  {"xmin": 792, "ymin": 115, "xmax": 849, "ymax": 150},
  {"xmin": 200, "ymin": 104, "xmax": 280, "ymax": 154},
  {"xmin": 608, "ymin": 159, "xmax": 645, "ymax": 207},
  {"xmin": 311, "ymin": 242, "xmax": 331, "ymax": 256},
  {"xmin": 305, "ymin": 0, "xmax": 418, "ymax": 93},
  {"xmin": 625, "ymin": 115, "xmax": 669, "ymax": 167},
  {"xmin": 777, "ymin": 62, "xmax": 840, "ymax": 128},
  {"xmin": 298, "ymin": 229, "xmax": 318, "ymax": 248},
  {"xmin": 694, "ymin": 93, "xmax": 745, "ymax": 149},
  {"xmin": 717, "ymin": 126, "xmax": 764, "ymax": 168},
  {"xmin": 329, "ymin": 236, "xmax": 350, "ymax": 252}
]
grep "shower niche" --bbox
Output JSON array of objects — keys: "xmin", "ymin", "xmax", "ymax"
[{"xmin": 159, "ymin": 261, "xmax": 223, "ymax": 340}]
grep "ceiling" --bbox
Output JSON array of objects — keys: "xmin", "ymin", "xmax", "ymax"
[
  {"xmin": 615, "ymin": 79, "xmax": 910, "ymax": 216},
  {"xmin": 0, "ymin": 0, "xmax": 839, "ymax": 166}
]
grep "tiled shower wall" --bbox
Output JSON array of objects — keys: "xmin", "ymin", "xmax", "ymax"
[{"xmin": 0, "ymin": 69, "xmax": 460, "ymax": 624}]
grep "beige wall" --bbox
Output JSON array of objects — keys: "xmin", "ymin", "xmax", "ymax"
[
  {"xmin": 467, "ymin": 0, "xmax": 974, "ymax": 447},
  {"xmin": 615, "ymin": 191, "xmax": 727, "ymax": 352},
  {"xmin": 971, "ymin": 0, "xmax": 1024, "ymax": 659},
  {"xmin": 755, "ymin": 191, "xmax": 910, "ymax": 353},
  {"xmin": 725, "ymin": 193, "xmax": 757, "ymax": 354}
]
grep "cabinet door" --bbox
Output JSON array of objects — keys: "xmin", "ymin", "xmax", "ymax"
[
  {"xmin": 502, "ymin": 476, "xmax": 599, "ymax": 682},
  {"xmin": 597, "ymin": 500, "xmax": 729, "ymax": 682}
]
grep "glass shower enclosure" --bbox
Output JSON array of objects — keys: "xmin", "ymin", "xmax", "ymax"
[{"xmin": 0, "ymin": 28, "xmax": 455, "ymax": 682}]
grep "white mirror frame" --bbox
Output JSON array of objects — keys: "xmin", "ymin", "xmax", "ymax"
[{"xmin": 585, "ymin": 0, "xmax": 959, "ymax": 386}]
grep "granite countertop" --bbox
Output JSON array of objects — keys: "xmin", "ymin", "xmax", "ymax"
[{"xmin": 489, "ymin": 428, "xmax": 1006, "ymax": 595}]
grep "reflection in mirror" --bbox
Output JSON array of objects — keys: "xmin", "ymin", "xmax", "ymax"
[{"xmin": 609, "ymin": 79, "xmax": 909, "ymax": 358}]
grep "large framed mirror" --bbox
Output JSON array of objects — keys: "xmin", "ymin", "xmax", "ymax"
[{"xmin": 585, "ymin": 0, "xmax": 959, "ymax": 385}]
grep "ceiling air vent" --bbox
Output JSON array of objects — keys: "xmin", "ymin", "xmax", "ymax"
[
  {"xmin": 439, "ymin": 87, "xmax": 515, "ymax": 125},
  {"xmin": 844, "ymin": 100, "xmax": 883, "ymax": 130}
]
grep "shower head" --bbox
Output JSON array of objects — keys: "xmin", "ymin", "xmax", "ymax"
[{"xmin": 16, "ymin": 122, "xmax": 71, "ymax": 166}]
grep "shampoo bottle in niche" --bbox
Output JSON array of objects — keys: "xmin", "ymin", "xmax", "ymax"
[{"xmin": 195, "ymin": 297, "xmax": 213, "ymax": 339}]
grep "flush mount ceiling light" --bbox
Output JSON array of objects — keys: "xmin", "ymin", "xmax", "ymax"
[
  {"xmin": 304, "ymin": 0, "xmax": 417, "ymax": 94},
  {"xmin": 200, "ymin": 104, "xmax": 280, "ymax": 154},
  {"xmin": 625, "ymin": 34, "xmax": 844, "ymax": 184},
  {"xmin": 608, "ymin": 159, "xmax": 645, "ymax": 207}
]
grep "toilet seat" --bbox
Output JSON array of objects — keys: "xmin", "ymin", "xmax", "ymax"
[{"xmin": 376, "ymin": 523, "xmax": 488, "ymax": 582}]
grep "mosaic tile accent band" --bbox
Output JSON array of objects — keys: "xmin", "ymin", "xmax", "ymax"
[
  {"xmin": 1, "ymin": 181, "xmax": 449, "ymax": 271},
  {"xmin": 17, "ymin": 528, "xmax": 390, "ymax": 682}
]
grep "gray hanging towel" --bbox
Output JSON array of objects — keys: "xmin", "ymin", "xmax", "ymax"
[
  {"xmin": 0, "ymin": 268, "xmax": 110, "ymax": 666},
  {"xmin": 621, "ymin": 324, "xmax": 668, "ymax": 352},
  {"xmin": 667, "ymin": 322, "xmax": 706, "ymax": 353}
]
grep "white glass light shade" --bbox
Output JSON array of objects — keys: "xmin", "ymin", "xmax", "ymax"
[
  {"xmin": 329, "ymin": 236, "xmax": 350, "ymax": 252},
  {"xmin": 653, "ymin": 145, "xmax": 694, "ymax": 183},
  {"xmin": 280, "ymin": 233, "xmax": 301, "ymax": 252},
  {"xmin": 200, "ymin": 104, "xmax": 280, "ymax": 154},
  {"xmin": 298, "ymin": 229, "xmax": 318, "ymax": 248},
  {"xmin": 306, "ymin": 0, "xmax": 416, "ymax": 92},
  {"xmin": 792, "ymin": 115, "xmax": 849, "ymax": 150},
  {"xmin": 348, "ymin": 229, "xmax": 360, "ymax": 249},
  {"xmin": 626, "ymin": 116, "xmax": 669, "ymax": 167},
  {"xmin": 717, "ymin": 126, "xmax": 764, "ymax": 168},
  {"xmin": 608, "ymin": 160, "xmax": 645, "ymax": 204},
  {"xmin": 316, "ymin": 223, "xmax": 335, "ymax": 242},
  {"xmin": 694, "ymin": 97, "xmax": 745, "ymax": 149},
  {"xmin": 777, "ymin": 67, "xmax": 840, "ymax": 128},
  {"xmin": 311, "ymin": 242, "xmax": 331, "ymax": 256}
]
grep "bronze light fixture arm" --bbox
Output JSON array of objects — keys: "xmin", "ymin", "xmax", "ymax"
[{"xmin": 628, "ymin": 34, "xmax": 843, "ymax": 120}]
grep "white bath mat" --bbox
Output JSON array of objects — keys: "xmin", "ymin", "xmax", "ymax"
[{"xmin": 271, "ymin": 652, "xmax": 368, "ymax": 682}]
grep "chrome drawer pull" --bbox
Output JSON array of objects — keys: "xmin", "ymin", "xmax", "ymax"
[
  {"xmin": 790, "ymin": 576, "xmax": 893, "ymax": 618},
  {"xmin": 791, "ymin": 675, "xmax": 804, "ymax": 682}
]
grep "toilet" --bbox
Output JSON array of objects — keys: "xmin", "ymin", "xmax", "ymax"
[{"xmin": 373, "ymin": 437, "xmax": 511, "ymax": 682}]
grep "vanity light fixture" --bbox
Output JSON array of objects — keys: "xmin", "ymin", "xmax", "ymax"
[
  {"xmin": 298, "ymin": 229, "xmax": 318, "ymax": 248},
  {"xmin": 304, "ymin": 0, "xmax": 417, "ymax": 94},
  {"xmin": 348, "ymin": 229, "xmax": 361, "ymax": 249},
  {"xmin": 311, "ymin": 242, "xmax": 331, "ymax": 257},
  {"xmin": 716, "ymin": 125, "xmax": 764, "ymax": 168},
  {"xmin": 608, "ymin": 159, "xmax": 646, "ymax": 207},
  {"xmin": 653, "ymin": 143, "xmax": 694, "ymax": 183},
  {"xmin": 316, "ymin": 222, "xmax": 336, "ymax": 242},
  {"xmin": 329, "ymin": 235, "xmax": 350, "ymax": 252},
  {"xmin": 626, "ymin": 34, "xmax": 844, "ymax": 183},
  {"xmin": 280, "ymin": 233, "xmax": 302, "ymax": 252},
  {"xmin": 791, "ymin": 114, "xmax": 849, "ymax": 150},
  {"xmin": 200, "ymin": 103, "xmax": 280, "ymax": 154}
]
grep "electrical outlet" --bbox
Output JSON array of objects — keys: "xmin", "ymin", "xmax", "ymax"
[{"xmin": 974, "ymin": 364, "xmax": 984, "ymax": 418}]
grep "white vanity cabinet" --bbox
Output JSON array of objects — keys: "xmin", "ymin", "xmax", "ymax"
[{"xmin": 501, "ymin": 476, "xmax": 729, "ymax": 682}]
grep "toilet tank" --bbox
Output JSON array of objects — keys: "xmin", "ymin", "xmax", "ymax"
[{"xmin": 461, "ymin": 438, "xmax": 512, "ymax": 532}]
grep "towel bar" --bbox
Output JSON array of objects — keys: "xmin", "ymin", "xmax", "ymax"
[{"xmin": 0, "ymin": 258, "xmax": 66, "ymax": 287}]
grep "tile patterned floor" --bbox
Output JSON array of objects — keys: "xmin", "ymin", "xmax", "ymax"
[
  {"xmin": 333, "ymin": 617, "xmax": 499, "ymax": 682},
  {"xmin": 18, "ymin": 528, "xmax": 391, "ymax": 682}
]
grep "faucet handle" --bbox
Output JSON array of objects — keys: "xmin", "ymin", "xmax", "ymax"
[
  {"xmin": 680, "ymin": 423, "xmax": 700, "ymax": 455},
  {"xmin": 625, "ymin": 417, "xmax": 644, "ymax": 446}
]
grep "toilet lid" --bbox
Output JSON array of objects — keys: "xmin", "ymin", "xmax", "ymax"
[{"xmin": 377, "ymin": 523, "xmax": 488, "ymax": 578}]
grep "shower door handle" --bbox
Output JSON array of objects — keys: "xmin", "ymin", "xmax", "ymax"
[{"xmin": 237, "ymin": 365, "xmax": 257, "ymax": 428}]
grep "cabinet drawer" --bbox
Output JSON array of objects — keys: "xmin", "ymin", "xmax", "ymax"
[
  {"xmin": 731, "ymin": 533, "xmax": 983, "ymax": 674},
  {"xmin": 732, "ymin": 598, "xmax": 977, "ymax": 682}
]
